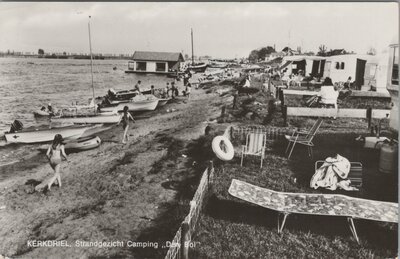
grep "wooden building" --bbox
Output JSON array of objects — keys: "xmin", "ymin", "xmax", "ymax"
[{"xmin": 125, "ymin": 51, "xmax": 185, "ymax": 74}]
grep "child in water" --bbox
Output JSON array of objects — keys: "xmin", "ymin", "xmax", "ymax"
[
  {"xmin": 120, "ymin": 106, "xmax": 135, "ymax": 144},
  {"xmin": 46, "ymin": 134, "xmax": 68, "ymax": 190}
]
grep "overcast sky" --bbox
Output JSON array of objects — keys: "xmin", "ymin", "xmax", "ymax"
[{"xmin": 0, "ymin": 2, "xmax": 398, "ymax": 58}]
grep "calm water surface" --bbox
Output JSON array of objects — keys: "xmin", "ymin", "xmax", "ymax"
[
  {"xmin": 0, "ymin": 57, "xmax": 181, "ymax": 134},
  {"xmin": 0, "ymin": 57, "xmax": 184, "ymax": 171}
]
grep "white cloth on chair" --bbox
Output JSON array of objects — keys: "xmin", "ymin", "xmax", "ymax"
[{"xmin": 310, "ymin": 154, "xmax": 352, "ymax": 191}]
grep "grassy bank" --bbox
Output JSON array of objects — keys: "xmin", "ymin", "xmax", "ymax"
[
  {"xmin": 190, "ymin": 133, "xmax": 397, "ymax": 258},
  {"xmin": 188, "ymin": 76, "xmax": 397, "ymax": 258}
]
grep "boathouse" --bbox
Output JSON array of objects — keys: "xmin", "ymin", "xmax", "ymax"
[{"xmin": 126, "ymin": 51, "xmax": 185, "ymax": 74}]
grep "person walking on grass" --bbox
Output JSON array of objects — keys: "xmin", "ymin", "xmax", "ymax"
[
  {"xmin": 46, "ymin": 134, "xmax": 68, "ymax": 191},
  {"xmin": 119, "ymin": 106, "xmax": 135, "ymax": 144}
]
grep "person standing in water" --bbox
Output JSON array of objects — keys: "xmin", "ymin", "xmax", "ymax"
[
  {"xmin": 119, "ymin": 106, "xmax": 135, "ymax": 144},
  {"xmin": 46, "ymin": 134, "xmax": 68, "ymax": 190}
]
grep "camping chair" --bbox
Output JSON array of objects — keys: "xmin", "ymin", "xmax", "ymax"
[
  {"xmin": 315, "ymin": 161, "xmax": 363, "ymax": 188},
  {"xmin": 241, "ymin": 132, "xmax": 267, "ymax": 168},
  {"xmin": 285, "ymin": 118, "xmax": 323, "ymax": 159}
]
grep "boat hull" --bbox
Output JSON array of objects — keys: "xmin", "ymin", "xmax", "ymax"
[
  {"xmin": 51, "ymin": 114, "xmax": 121, "ymax": 124},
  {"xmin": 33, "ymin": 110, "xmax": 52, "ymax": 117},
  {"xmin": 157, "ymin": 98, "xmax": 170, "ymax": 107},
  {"xmin": 4, "ymin": 125, "xmax": 93, "ymax": 144},
  {"xmin": 64, "ymin": 136, "xmax": 101, "ymax": 150},
  {"xmin": 100, "ymin": 99, "xmax": 159, "ymax": 112},
  {"xmin": 187, "ymin": 63, "xmax": 208, "ymax": 73}
]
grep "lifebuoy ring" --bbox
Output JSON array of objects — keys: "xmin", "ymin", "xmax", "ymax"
[{"xmin": 212, "ymin": 135, "xmax": 234, "ymax": 161}]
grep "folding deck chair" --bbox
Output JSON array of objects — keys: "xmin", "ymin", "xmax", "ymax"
[
  {"xmin": 229, "ymin": 179, "xmax": 398, "ymax": 245},
  {"xmin": 241, "ymin": 132, "xmax": 267, "ymax": 168},
  {"xmin": 315, "ymin": 160, "xmax": 363, "ymax": 188},
  {"xmin": 285, "ymin": 118, "xmax": 323, "ymax": 159}
]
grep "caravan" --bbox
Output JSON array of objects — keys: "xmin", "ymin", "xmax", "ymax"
[
  {"xmin": 280, "ymin": 55, "xmax": 327, "ymax": 79},
  {"xmin": 323, "ymin": 55, "xmax": 376, "ymax": 89}
]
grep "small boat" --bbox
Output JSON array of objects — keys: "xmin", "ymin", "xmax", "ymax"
[
  {"xmin": 62, "ymin": 98, "xmax": 97, "ymax": 112},
  {"xmin": 33, "ymin": 110, "xmax": 53, "ymax": 117},
  {"xmin": 100, "ymin": 95, "xmax": 159, "ymax": 112},
  {"xmin": 51, "ymin": 113, "xmax": 121, "ymax": 124},
  {"xmin": 38, "ymin": 136, "xmax": 101, "ymax": 152},
  {"xmin": 209, "ymin": 62, "xmax": 228, "ymax": 69},
  {"xmin": 157, "ymin": 98, "xmax": 170, "ymax": 107},
  {"xmin": 64, "ymin": 136, "xmax": 101, "ymax": 151},
  {"xmin": 187, "ymin": 63, "xmax": 208, "ymax": 73},
  {"xmin": 186, "ymin": 29, "xmax": 208, "ymax": 73},
  {"xmin": 4, "ymin": 120, "xmax": 103, "ymax": 144},
  {"xmin": 107, "ymin": 88, "xmax": 139, "ymax": 101}
]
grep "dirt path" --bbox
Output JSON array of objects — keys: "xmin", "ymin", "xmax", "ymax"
[{"xmin": 0, "ymin": 87, "xmax": 229, "ymax": 259}]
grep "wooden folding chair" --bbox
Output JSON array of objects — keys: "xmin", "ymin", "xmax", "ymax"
[
  {"xmin": 285, "ymin": 118, "xmax": 323, "ymax": 159},
  {"xmin": 241, "ymin": 132, "xmax": 267, "ymax": 168}
]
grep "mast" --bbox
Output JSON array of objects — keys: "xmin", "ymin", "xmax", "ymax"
[
  {"xmin": 191, "ymin": 28, "xmax": 194, "ymax": 65},
  {"xmin": 88, "ymin": 16, "xmax": 95, "ymax": 111}
]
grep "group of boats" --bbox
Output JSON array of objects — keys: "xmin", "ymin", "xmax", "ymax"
[
  {"xmin": 4, "ymin": 87, "xmax": 172, "ymax": 144},
  {"xmin": 3, "ymin": 17, "xmax": 172, "ymax": 148}
]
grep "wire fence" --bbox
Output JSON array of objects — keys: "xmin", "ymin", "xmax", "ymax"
[
  {"xmin": 164, "ymin": 163, "xmax": 214, "ymax": 259},
  {"xmin": 231, "ymin": 125, "xmax": 297, "ymax": 143}
]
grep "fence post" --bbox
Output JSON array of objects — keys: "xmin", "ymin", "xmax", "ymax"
[
  {"xmin": 208, "ymin": 160, "xmax": 214, "ymax": 194},
  {"xmin": 180, "ymin": 222, "xmax": 190, "ymax": 259},
  {"xmin": 282, "ymin": 105, "xmax": 287, "ymax": 127},
  {"xmin": 279, "ymin": 88, "xmax": 285, "ymax": 107},
  {"xmin": 233, "ymin": 93, "xmax": 238, "ymax": 109},
  {"xmin": 221, "ymin": 105, "xmax": 226, "ymax": 122},
  {"xmin": 366, "ymin": 106, "xmax": 372, "ymax": 129}
]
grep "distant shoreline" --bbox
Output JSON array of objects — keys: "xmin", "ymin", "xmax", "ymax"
[{"xmin": 0, "ymin": 55, "xmax": 132, "ymax": 60}]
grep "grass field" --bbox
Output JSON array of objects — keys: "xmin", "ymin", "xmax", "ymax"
[
  {"xmin": 190, "ymin": 134, "xmax": 397, "ymax": 258},
  {"xmin": 187, "ymin": 76, "xmax": 397, "ymax": 258}
]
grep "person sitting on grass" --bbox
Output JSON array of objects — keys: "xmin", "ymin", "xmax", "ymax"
[{"xmin": 119, "ymin": 106, "xmax": 135, "ymax": 144}]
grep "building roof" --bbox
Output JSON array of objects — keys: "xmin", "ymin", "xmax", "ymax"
[
  {"xmin": 281, "ymin": 55, "xmax": 326, "ymax": 62},
  {"xmin": 132, "ymin": 51, "xmax": 185, "ymax": 62}
]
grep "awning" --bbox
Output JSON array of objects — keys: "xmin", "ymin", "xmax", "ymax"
[{"xmin": 279, "ymin": 61, "xmax": 291, "ymax": 70}]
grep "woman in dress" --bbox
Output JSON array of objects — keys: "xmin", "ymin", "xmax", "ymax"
[{"xmin": 46, "ymin": 134, "xmax": 68, "ymax": 190}]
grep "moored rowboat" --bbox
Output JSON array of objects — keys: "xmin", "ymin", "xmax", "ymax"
[
  {"xmin": 38, "ymin": 136, "xmax": 102, "ymax": 152},
  {"xmin": 64, "ymin": 136, "xmax": 101, "ymax": 151},
  {"xmin": 4, "ymin": 121, "xmax": 108, "ymax": 144},
  {"xmin": 100, "ymin": 96, "xmax": 159, "ymax": 112}
]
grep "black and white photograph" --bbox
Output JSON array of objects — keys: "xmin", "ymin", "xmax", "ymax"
[{"xmin": 0, "ymin": 2, "xmax": 398, "ymax": 258}]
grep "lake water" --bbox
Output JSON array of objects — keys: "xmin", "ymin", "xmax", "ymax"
[
  {"xmin": 0, "ymin": 57, "xmax": 183, "ymax": 135},
  {"xmin": 0, "ymin": 57, "xmax": 188, "ymax": 171}
]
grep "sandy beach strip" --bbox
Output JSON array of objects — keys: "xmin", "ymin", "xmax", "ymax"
[{"xmin": 0, "ymin": 86, "xmax": 231, "ymax": 258}]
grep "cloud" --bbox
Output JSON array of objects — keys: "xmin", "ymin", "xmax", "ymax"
[{"xmin": 0, "ymin": 2, "xmax": 397, "ymax": 58}]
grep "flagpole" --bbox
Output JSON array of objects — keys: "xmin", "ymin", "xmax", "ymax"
[{"xmin": 88, "ymin": 16, "xmax": 95, "ymax": 111}]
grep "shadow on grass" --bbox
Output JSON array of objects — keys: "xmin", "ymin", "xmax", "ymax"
[{"xmin": 125, "ymin": 133, "xmax": 216, "ymax": 258}]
